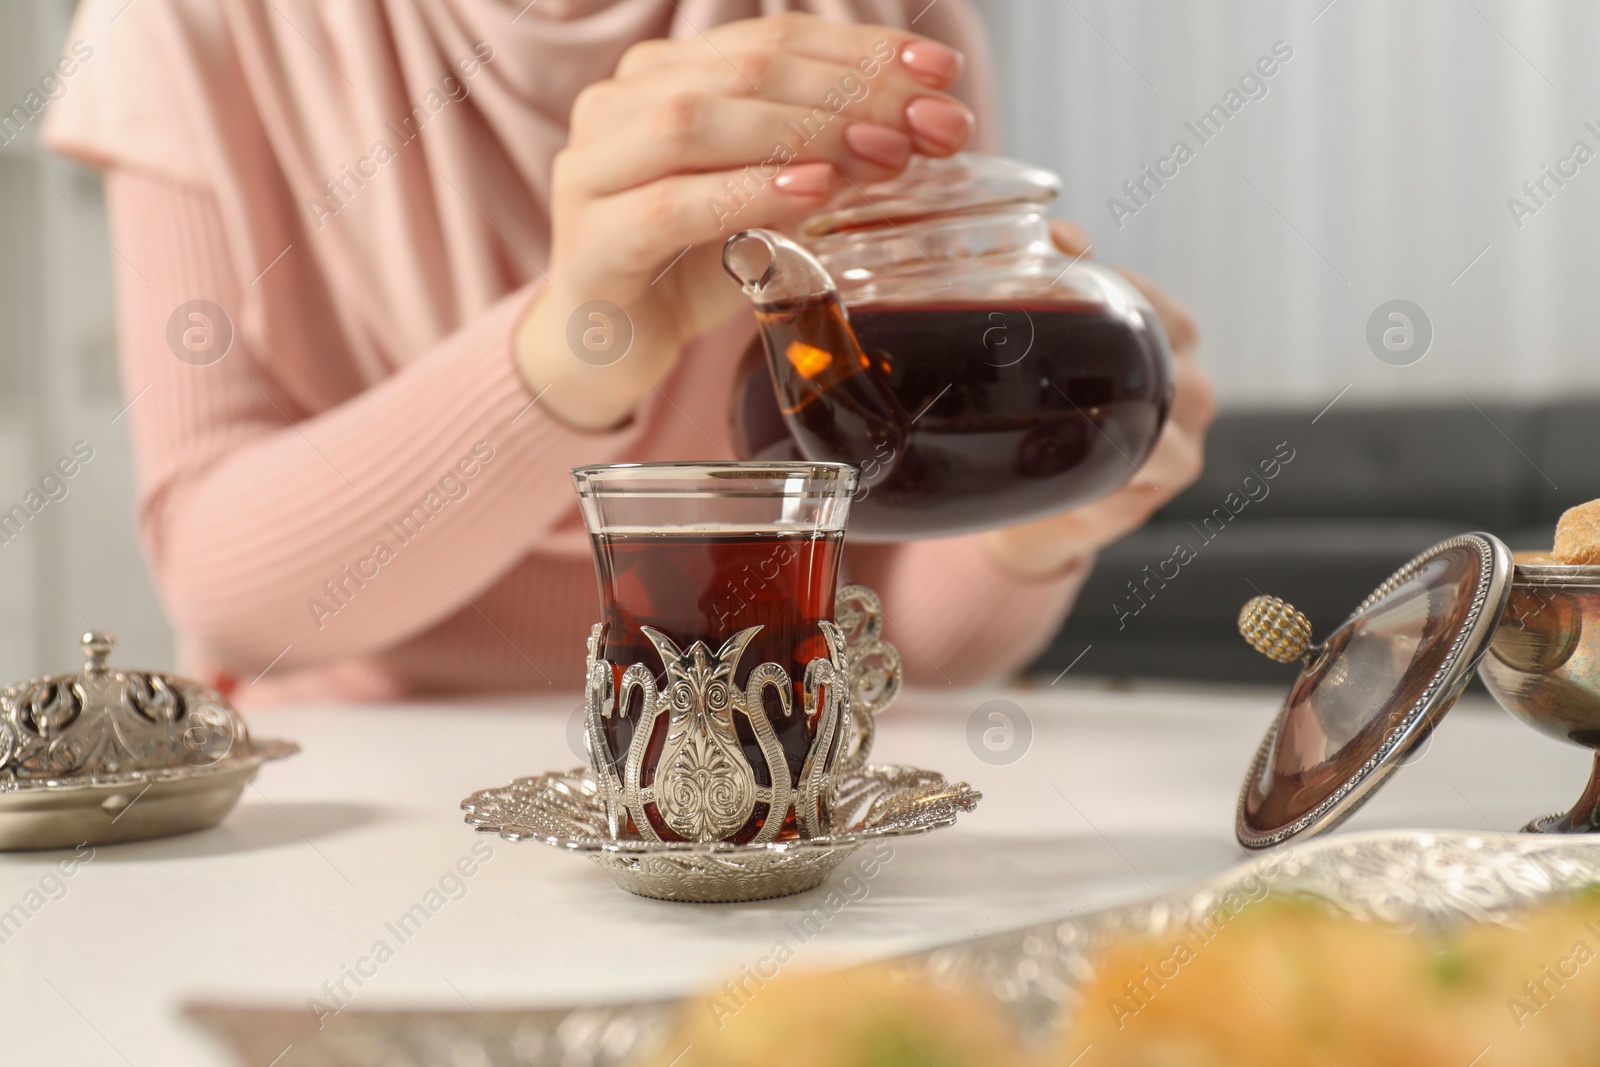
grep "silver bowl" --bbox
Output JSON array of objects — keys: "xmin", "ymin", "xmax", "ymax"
[{"xmin": 1478, "ymin": 560, "xmax": 1600, "ymax": 832}]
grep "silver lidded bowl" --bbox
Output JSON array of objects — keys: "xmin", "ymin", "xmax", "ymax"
[
  {"xmin": 1478, "ymin": 560, "xmax": 1600, "ymax": 832},
  {"xmin": 0, "ymin": 631, "xmax": 297, "ymax": 850},
  {"xmin": 1234, "ymin": 534, "xmax": 1600, "ymax": 842}
]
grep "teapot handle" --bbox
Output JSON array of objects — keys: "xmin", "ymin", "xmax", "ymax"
[{"xmin": 723, "ymin": 229, "xmax": 837, "ymax": 306}]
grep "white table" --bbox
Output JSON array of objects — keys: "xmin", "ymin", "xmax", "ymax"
[{"xmin": 0, "ymin": 683, "xmax": 1585, "ymax": 1066}]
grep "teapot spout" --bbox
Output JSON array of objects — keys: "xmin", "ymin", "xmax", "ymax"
[
  {"xmin": 722, "ymin": 229, "xmax": 837, "ymax": 307},
  {"xmin": 723, "ymin": 230, "xmax": 908, "ymax": 482},
  {"xmin": 724, "ymin": 229, "xmax": 870, "ymax": 392}
]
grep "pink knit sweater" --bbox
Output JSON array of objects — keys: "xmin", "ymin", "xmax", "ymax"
[{"xmin": 52, "ymin": 0, "xmax": 1089, "ymax": 706}]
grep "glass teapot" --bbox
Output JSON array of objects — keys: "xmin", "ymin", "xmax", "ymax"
[{"xmin": 724, "ymin": 153, "xmax": 1174, "ymax": 542}]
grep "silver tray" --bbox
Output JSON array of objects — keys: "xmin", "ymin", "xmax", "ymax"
[
  {"xmin": 187, "ymin": 829, "xmax": 1600, "ymax": 1066},
  {"xmin": 461, "ymin": 764, "xmax": 981, "ymax": 903}
]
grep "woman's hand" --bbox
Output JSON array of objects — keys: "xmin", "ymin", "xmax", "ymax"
[
  {"xmin": 515, "ymin": 13, "xmax": 975, "ymax": 430},
  {"xmin": 982, "ymin": 220, "xmax": 1217, "ymax": 578}
]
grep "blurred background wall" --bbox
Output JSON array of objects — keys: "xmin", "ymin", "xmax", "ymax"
[
  {"xmin": 979, "ymin": 0, "xmax": 1600, "ymax": 407},
  {"xmin": 0, "ymin": 0, "xmax": 168, "ymax": 683},
  {"xmin": 2, "ymin": 0, "xmax": 1597, "ymax": 681}
]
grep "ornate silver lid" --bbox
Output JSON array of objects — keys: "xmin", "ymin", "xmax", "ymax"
[
  {"xmin": 0, "ymin": 631, "xmax": 297, "ymax": 849},
  {"xmin": 1235, "ymin": 533, "xmax": 1514, "ymax": 849}
]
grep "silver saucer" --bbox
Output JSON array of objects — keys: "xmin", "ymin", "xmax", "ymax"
[{"xmin": 461, "ymin": 764, "xmax": 981, "ymax": 903}]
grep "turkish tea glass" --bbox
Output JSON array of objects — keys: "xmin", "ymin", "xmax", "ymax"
[{"xmin": 573, "ymin": 461, "xmax": 858, "ymax": 844}]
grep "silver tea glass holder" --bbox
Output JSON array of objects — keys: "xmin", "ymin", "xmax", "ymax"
[{"xmin": 463, "ymin": 583, "xmax": 980, "ymax": 902}]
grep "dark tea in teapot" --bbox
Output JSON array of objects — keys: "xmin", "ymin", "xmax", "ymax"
[{"xmin": 732, "ymin": 293, "xmax": 1171, "ymax": 540}]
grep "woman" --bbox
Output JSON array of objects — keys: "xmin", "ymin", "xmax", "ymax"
[{"xmin": 45, "ymin": 0, "xmax": 1212, "ymax": 706}]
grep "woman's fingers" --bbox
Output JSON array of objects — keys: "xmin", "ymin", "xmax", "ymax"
[
  {"xmin": 1127, "ymin": 351, "xmax": 1212, "ymax": 499},
  {"xmin": 1112, "ymin": 264, "xmax": 1213, "ymax": 438},
  {"xmin": 1048, "ymin": 218, "xmax": 1094, "ymax": 259},
  {"xmin": 569, "ymin": 52, "xmax": 966, "ymax": 151},
  {"xmin": 1133, "ymin": 418, "xmax": 1205, "ymax": 497},
  {"xmin": 554, "ymin": 13, "xmax": 975, "ymax": 293},
  {"xmin": 572, "ymin": 162, "xmax": 837, "ymax": 286},
  {"xmin": 563, "ymin": 92, "xmax": 972, "ymax": 197},
  {"xmin": 1164, "ymin": 346, "xmax": 1217, "ymax": 442},
  {"xmin": 615, "ymin": 13, "xmax": 956, "ymax": 86},
  {"xmin": 1118, "ymin": 266, "xmax": 1199, "ymax": 355}
]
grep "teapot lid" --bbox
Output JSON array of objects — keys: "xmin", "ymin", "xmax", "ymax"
[
  {"xmin": 798, "ymin": 153, "xmax": 1059, "ymax": 238},
  {"xmin": 1234, "ymin": 533, "xmax": 1513, "ymax": 849}
]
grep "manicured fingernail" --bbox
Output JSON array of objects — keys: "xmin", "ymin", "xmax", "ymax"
[
  {"xmin": 844, "ymin": 123, "xmax": 912, "ymax": 168},
  {"xmin": 906, "ymin": 97, "xmax": 974, "ymax": 150},
  {"xmin": 773, "ymin": 162, "xmax": 834, "ymax": 197},
  {"xmin": 900, "ymin": 41, "xmax": 963, "ymax": 86}
]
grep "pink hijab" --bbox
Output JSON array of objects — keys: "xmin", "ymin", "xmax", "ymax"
[{"xmin": 46, "ymin": 0, "xmax": 995, "ymax": 410}]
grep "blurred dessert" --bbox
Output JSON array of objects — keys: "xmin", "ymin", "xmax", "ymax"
[
  {"xmin": 640, "ymin": 964, "xmax": 1039, "ymax": 1067},
  {"xmin": 651, "ymin": 891, "xmax": 1600, "ymax": 1067},
  {"xmin": 1061, "ymin": 892, "xmax": 1600, "ymax": 1066}
]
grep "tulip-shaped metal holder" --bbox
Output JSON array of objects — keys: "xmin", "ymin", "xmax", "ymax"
[{"xmin": 582, "ymin": 584, "xmax": 896, "ymax": 847}]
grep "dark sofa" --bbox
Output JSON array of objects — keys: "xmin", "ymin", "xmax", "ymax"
[{"xmin": 1029, "ymin": 399, "xmax": 1600, "ymax": 683}]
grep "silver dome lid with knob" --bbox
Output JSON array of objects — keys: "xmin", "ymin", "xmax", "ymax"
[{"xmin": 0, "ymin": 631, "xmax": 297, "ymax": 850}]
